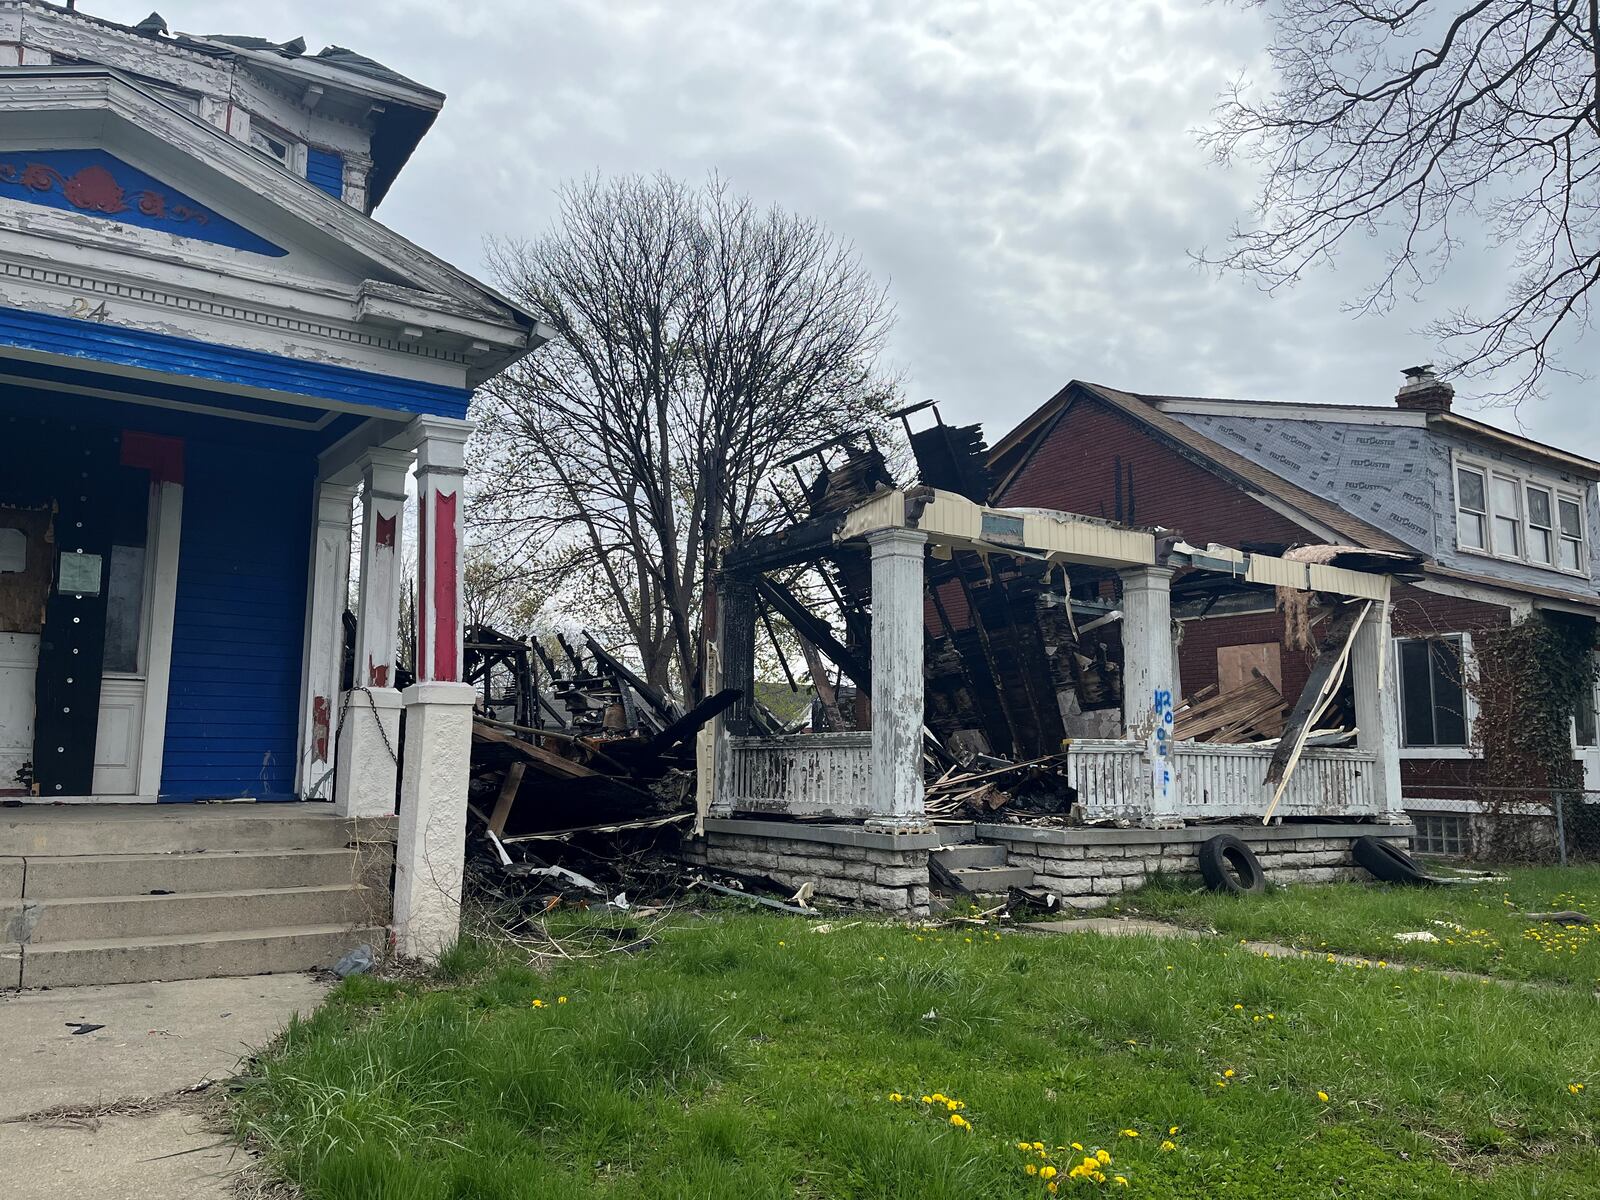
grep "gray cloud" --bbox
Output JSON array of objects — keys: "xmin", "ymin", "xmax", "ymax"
[{"xmin": 97, "ymin": 0, "xmax": 1598, "ymax": 454}]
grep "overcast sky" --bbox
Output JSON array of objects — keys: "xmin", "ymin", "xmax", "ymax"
[{"xmin": 102, "ymin": 0, "xmax": 1595, "ymax": 455}]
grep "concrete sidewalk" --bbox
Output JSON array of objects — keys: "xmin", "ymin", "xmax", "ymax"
[{"xmin": 0, "ymin": 973, "xmax": 329, "ymax": 1199}]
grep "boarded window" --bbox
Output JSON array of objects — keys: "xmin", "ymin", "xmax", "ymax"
[{"xmin": 1217, "ymin": 642, "xmax": 1282, "ymax": 695}]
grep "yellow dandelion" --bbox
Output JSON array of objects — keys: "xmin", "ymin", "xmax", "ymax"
[
  {"xmin": 1570, "ymin": 1083, "xmax": 1587, "ymax": 1095},
  {"xmin": 1223, "ymin": 1069, "xmax": 1235, "ymax": 1078},
  {"xmin": 1168, "ymin": 1126, "xmax": 1179, "ymax": 1135},
  {"xmin": 1040, "ymin": 1165, "xmax": 1057, "ymax": 1180},
  {"xmin": 1120, "ymin": 1128, "xmax": 1139, "ymax": 1138},
  {"xmin": 1114, "ymin": 1176, "xmax": 1129, "ymax": 1186},
  {"xmin": 1096, "ymin": 1149, "xmax": 1112, "ymax": 1166},
  {"xmin": 557, "ymin": 996, "xmax": 568, "ymax": 1005},
  {"xmin": 1070, "ymin": 1141, "xmax": 1083, "ymax": 1151},
  {"xmin": 889, "ymin": 1093, "xmax": 903, "ymax": 1103},
  {"xmin": 1232, "ymin": 1003, "xmax": 1244, "ymax": 1010},
  {"xmin": 1160, "ymin": 1139, "xmax": 1177, "ymax": 1152},
  {"xmin": 1032, "ymin": 1141, "xmax": 1045, "ymax": 1151},
  {"xmin": 1317, "ymin": 1090, "xmax": 1330, "ymax": 1103},
  {"xmin": 531, "ymin": 998, "xmax": 544, "ymax": 1008},
  {"xmin": 1047, "ymin": 1184, "xmax": 1058, "ymax": 1195},
  {"xmin": 921, "ymin": 1095, "xmax": 933, "ymax": 1104},
  {"xmin": 1017, "ymin": 1142, "xmax": 1032, "ymax": 1151},
  {"xmin": 1026, "ymin": 1164, "xmax": 1038, "ymax": 1176}
]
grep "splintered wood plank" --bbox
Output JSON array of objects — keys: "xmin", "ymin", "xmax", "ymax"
[{"xmin": 487, "ymin": 761, "xmax": 526, "ymax": 838}]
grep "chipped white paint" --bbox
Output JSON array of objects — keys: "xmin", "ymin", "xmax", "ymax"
[
  {"xmin": 393, "ymin": 681, "xmax": 475, "ymax": 961},
  {"xmin": 867, "ymin": 527, "xmax": 929, "ymax": 831},
  {"xmin": 1120, "ymin": 565, "xmax": 1179, "ymax": 818},
  {"xmin": 840, "ymin": 488, "xmax": 1157, "ymax": 568},
  {"xmin": 1351, "ymin": 600, "xmax": 1406, "ymax": 818},
  {"xmin": 335, "ymin": 448, "xmax": 409, "ymax": 820},
  {"xmin": 726, "ymin": 733, "xmax": 873, "ymax": 819},
  {"xmin": 296, "ymin": 481, "xmax": 355, "ymax": 799},
  {"xmin": 1065, "ymin": 740, "xmax": 1380, "ymax": 822}
]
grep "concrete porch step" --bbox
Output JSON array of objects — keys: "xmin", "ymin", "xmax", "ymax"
[
  {"xmin": 0, "ymin": 803, "xmax": 380, "ymax": 857},
  {"xmin": 945, "ymin": 864, "xmax": 1035, "ymax": 892},
  {"xmin": 8, "ymin": 884, "xmax": 379, "ymax": 943},
  {"xmin": 3, "ymin": 924, "xmax": 386, "ymax": 989},
  {"xmin": 19, "ymin": 847, "xmax": 377, "ymax": 899},
  {"xmin": 931, "ymin": 843, "xmax": 1007, "ymax": 870},
  {"xmin": 934, "ymin": 823, "xmax": 976, "ymax": 847}
]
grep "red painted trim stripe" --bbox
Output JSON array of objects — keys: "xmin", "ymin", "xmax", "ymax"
[{"xmin": 432, "ymin": 489, "xmax": 459, "ymax": 681}]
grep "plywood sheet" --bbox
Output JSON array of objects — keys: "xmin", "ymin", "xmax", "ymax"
[
  {"xmin": 1218, "ymin": 642, "xmax": 1282, "ymax": 695},
  {"xmin": 0, "ymin": 507, "xmax": 53, "ymax": 635}
]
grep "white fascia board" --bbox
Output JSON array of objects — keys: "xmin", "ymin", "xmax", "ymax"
[
  {"xmin": 206, "ymin": 40, "xmax": 444, "ymax": 112},
  {"xmin": 1156, "ymin": 397, "xmax": 1428, "ymax": 428},
  {"xmin": 0, "ymin": 237, "xmax": 475, "ymax": 389},
  {"xmin": 356, "ymin": 283, "xmax": 527, "ymax": 354},
  {"xmin": 0, "ymin": 72, "xmax": 531, "ymax": 332},
  {"xmin": 15, "ymin": 6, "xmax": 234, "ymax": 95},
  {"xmin": 839, "ymin": 488, "xmax": 1157, "ymax": 568},
  {"xmin": 226, "ymin": 71, "xmax": 374, "ymax": 156}
]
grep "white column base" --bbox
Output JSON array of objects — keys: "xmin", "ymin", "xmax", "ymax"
[
  {"xmin": 333, "ymin": 688, "xmax": 402, "ymax": 819},
  {"xmin": 393, "ymin": 682, "xmax": 475, "ymax": 962}
]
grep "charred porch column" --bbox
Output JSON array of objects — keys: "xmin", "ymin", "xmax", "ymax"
[
  {"xmin": 334, "ymin": 446, "xmax": 412, "ymax": 819},
  {"xmin": 866, "ymin": 527, "xmax": 929, "ymax": 831},
  {"xmin": 298, "ymin": 481, "xmax": 355, "ymax": 799},
  {"xmin": 1120, "ymin": 565, "xmax": 1180, "ymax": 823},
  {"xmin": 1350, "ymin": 592, "xmax": 1404, "ymax": 819},
  {"xmin": 394, "ymin": 416, "xmax": 477, "ymax": 961},
  {"xmin": 710, "ymin": 572, "xmax": 757, "ymax": 818}
]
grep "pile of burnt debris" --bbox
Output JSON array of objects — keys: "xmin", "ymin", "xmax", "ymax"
[{"xmin": 462, "ymin": 624, "xmax": 735, "ymax": 843}]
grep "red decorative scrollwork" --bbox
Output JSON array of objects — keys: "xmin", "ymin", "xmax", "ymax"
[{"xmin": 0, "ymin": 159, "xmax": 210, "ymax": 228}]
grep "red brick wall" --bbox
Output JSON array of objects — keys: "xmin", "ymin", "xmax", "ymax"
[{"xmin": 995, "ymin": 395, "xmax": 1312, "ymax": 548}]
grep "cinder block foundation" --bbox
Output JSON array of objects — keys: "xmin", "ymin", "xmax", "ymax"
[
  {"xmin": 976, "ymin": 822, "xmax": 1415, "ymax": 911},
  {"xmin": 682, "ymin": 818, "xmax": 937, "ymax": 916}
]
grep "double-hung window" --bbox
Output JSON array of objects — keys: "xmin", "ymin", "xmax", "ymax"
[
  {"xmin": 1397, "ymin": 635, "xmax": 1469, "ymax": 748},
  {"xmin": 1455, "ymin": 466, "xmax": 1487, "ymax": 551},
  {"xmin": 1453, "ymin": 456, "xmax": 1589, "ymax": 576}
]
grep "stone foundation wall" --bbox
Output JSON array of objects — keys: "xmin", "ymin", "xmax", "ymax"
[
  {"xmin": 682, "ymin": 818, "xmax": 935, "ymax": 916},
  {"xmin": 974, "ymin": 822, "xmax": 1416, "ymax": 911}
]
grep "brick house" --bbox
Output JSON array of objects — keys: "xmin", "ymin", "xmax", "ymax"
[{"xmin": 987, "ymin": 372, "xmax": 1600, "ymax": 854}]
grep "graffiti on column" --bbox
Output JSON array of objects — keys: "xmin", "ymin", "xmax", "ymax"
[{"xmin": 1151, "ymin": 688, "xmax": 1175, "ymax": 805}]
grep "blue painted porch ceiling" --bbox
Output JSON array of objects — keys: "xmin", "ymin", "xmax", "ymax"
[{"xmin": 0, "ymin": 149, "xmax": 286, "ymax": 257}]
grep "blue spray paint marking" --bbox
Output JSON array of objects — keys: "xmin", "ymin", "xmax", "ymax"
[{"xmin": 1152, "ymin": 688, "xmax": 1175, "ymax": 799}]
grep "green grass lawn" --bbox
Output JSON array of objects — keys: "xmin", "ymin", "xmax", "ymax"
[
  {"xmin": 237, "ymin": 901, "xmax": 1600, "ymax": 1200},
  {"xmin": 1120, "ymin": 864, "xmax": 1600, "ymax": 986}
]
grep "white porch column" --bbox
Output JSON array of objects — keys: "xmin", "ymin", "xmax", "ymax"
[
  {"xmin": 1351, "ymin": 595, "xmax": 1405, "ymax": 819},
  {"xmin": 393, "ymin": 681, "xmax": 476, "ymax": 960},
  {"xmin": 393, "ymin": 417, "xmax": 477, "ymax": 961},
  {"xmin": 1121, "ymin": 565, "xmax": 1180, "ymax": 822},
  {"xmin": 334, "ymin": 447, "xmax": 411, "ymax": 818},
  {"xmin": 866, "ymin": 527, "xmax": 929, "ymax": 831},
  {"xmin": 297, "ymin": 481, "xmax": 355, "ymax": 799},
  {"xmin": 405, "ymin": 416, "xmax": 472, "ymax": 683}
]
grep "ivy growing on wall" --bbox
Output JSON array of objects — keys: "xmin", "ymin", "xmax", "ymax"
[{"xmin": 1469, "ymin": 613, "xmax": 1598, "ymax": 860}]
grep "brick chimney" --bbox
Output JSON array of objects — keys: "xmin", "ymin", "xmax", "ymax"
[{"xmin": 1395, "ymin": 364, "xmax": 1453, "ymax": 413}]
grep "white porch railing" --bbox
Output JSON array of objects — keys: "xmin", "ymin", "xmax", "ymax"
[
  {"xmin": 725, "ymin": 733, "xmax": 873, "ymax": 819},
  {"xmin": 1063, "ymin": 739, "xmax": 1380, "ymax": 821},
  {"xmin": 721, "ymin": 734, "xmax": 1380, "ymax": 823}
]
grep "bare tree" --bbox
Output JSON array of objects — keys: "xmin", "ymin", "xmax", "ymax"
[
  {"xmin": 474, "ymin": 174, "xmax": 898, "ymax": 700},
  {"xmin": 1205, "ymin": 1, "xmax": 1600, "ymax": 401}
]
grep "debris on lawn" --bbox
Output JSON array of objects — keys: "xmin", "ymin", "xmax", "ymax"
[{"xmin": 1393, "ymin": 930, "xmax": 1440, "ymax": 943}]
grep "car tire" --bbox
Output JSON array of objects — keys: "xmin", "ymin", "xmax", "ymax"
[
  {"xmin": 1198, "ymin": 835, "xmax": 1267, "ymax": 895},
  {"xmin": 1352, "ymin": 835, "xmax": 1434, "ymax": 885}
]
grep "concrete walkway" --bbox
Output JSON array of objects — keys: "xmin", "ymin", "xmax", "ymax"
[{"xmin": 0, "ymin": 973, "xmax": 329, "ymax": 1199}]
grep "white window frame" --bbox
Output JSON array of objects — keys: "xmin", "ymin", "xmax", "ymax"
[
  {"xmin": 1450, "ymin": 450, "xmax": 1591, "ymax": 578},
  {"xmin": 1394, "ymin": 632, "xmax": 1481, "ymax": 760}
]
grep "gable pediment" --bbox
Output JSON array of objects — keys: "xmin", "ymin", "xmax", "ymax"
[
  {"xmin": 0, "ymin": 147, "xmax": 286, "ymax": 257},
  {"xmin": 0, "ymin": 67, "xmax": 536, "ymax": 385}
]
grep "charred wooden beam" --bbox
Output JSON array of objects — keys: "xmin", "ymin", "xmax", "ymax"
[{"xmin": 756, "ymin": 576, "xmax": 871, "ymax": 692}]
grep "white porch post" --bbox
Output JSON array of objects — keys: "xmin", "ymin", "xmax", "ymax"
[
  {"xmin": 394, "ymin": 417, "xmax": 476, "ymax": 961},
  {"xmin": 1121, "ymin": 565, "xmax": 1180, "ymax": 822},
  {"xmin": 333, "ymin": 447, "xmax": 411, "ymax": 819},
  {"xmin": 1351, "ymin": 593, "xmax": 1405, "ymax": 819},
  {"xmin": 866, "ymin": 527, "xmax": 928, "ymax": 831},
  {"xmin": 297, "ymin": 481, "xmax": 354, "ymax": 799}
]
